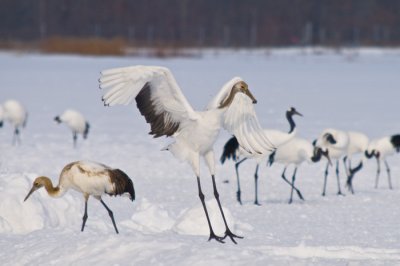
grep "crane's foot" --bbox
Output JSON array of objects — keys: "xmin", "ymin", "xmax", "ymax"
[
  {"xmin": 223, "ymin": 229, "xmax": 243, "ymax": 244},
  {"xmin": 296, "ymin": 191, "xmax": 305, "ymax": 200},
  {"xmin": 337, "ymin": 191, "xmax": 345, "ymax": 196},
  {"xmin": 236, "ymin": 191, "xmax": 242, "ymax": 205},
  {"xmin": 208, "ymin": 232, "xmax": 225, "ymax": 243}
]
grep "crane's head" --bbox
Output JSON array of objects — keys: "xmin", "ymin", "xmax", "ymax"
[
  {"xmin": 23, "ymin": 176, "xmax": 48, "ymax": 202},
  {"xmin": 287, "ymin": 107, "xmax": 303, "ymax": 118},
  {"xmin": 219, "ymin": 80, "xmax": 257, "ymax": 108}
]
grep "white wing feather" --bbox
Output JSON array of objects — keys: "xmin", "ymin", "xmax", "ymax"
[
  {"xmin": 99, "ymin": 65, "xmax": 200, "ymax": 123},
  {"xmin": 223, "ymin": 93, "xmax": 275, "ymax": 154}
]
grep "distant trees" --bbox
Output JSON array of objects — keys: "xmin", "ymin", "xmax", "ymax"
[{"xmin": 0, "ymin": 0, "xmax": 399, "ymax": 47}]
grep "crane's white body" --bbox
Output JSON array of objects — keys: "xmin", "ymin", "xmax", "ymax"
[
  {"xmin": 273, "ymin": 137, "xmax": 315, "ymax": 166},
  {"xmin": 0, "ymin": 99, "xmax": 28, "ymax": 144},
  {"xmin": 100, "ymin": 65, "xmax": 274, "ymax": 176},
  {"xmin": 57, "ymin": 109, "xmax": 88, "ymax": 135},
  {"xmin": 367, "ymin": 137, "xmax": 396, "ymax": 159},
  {"xmin": 346, "ymin": 131, "xmax": 369, "ymax": 160},
  {"xmin": 56, "ymin": 161, "xmax": 116, "ymax": 198}
]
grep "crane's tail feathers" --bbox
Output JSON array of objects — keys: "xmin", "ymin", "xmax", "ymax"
[
  {"xmin": 220, "ymin": 136, "xmax": 239, "ymax": 164},
  {"xmin": 267, "ymin": 150, "xmax": 276, "ymax": 166}
]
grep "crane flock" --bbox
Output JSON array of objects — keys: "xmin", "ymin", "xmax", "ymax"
[{"xmin": 1, "ymin": 64, "xmax": 397, "ymax": 243}]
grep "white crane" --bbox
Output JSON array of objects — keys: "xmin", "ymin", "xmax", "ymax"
[
  {"xmin": 99, "ymin": 65, "xmax": 275, "ymax": 244},
  {"xmin": 23, "ymin": 160, "xmax": 135, "ymax": 234},
  {"xmin": 365, "ymin": 134, "xmax": 400, "ymax": 189},
  {"xmin": 54, "ymin": 109, "xmax": 90, "ymax": 148},
  {"xmin": 0, "ymin": 99, "xmax": 28, "ymax": 145},
  {"xmin": 314, "ymin": 128, "xmax": 363, "ymax": 196},
  {"xmin": 220, "ymin": 107, "xmax": 302, "ymax": 205},
  {"xmin": 268, "ymin": 137, "xmax": 331, "ymax": 203}
]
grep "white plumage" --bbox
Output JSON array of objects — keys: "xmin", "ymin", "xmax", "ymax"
[
  {"xmin": 220, "ymin": 107, "xmax": 302, "ymax": 205},
  {"xmin": 0, "ymin": 99, "xmax": 28, "ymax": 145},
  {"xmin": 365, "ymin": 134, "xmax": 400, "ymax": 189},
  {"xmin": 24, "ymin": 160, "xmax": 135, "ymax": 234},
  {"xmin": 314, "ymin": 128, "xmax": 349, "ymax": 196},
  {"xmin": 314, "ymin": 129, "xmax": 366, "ymax": 195},
  {"xmin": 99, "ymin": 65, "xmax": 275, "ymax": 243},
  {"xmin": 55, "ymin": 109, "xmax": 90, "ymax": 148},
  {"xmin": 268, "ymin": 137, "xmax": 331, "ymax": 203}
]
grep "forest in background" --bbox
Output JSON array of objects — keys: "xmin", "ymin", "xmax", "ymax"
[{"xmin": 0, "ymin": 0, "xmax": 399, "ymax": 55}]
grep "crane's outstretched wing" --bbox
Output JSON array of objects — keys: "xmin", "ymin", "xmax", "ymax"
[
  {"xmin": 99, "ymin": 66, "xmax": 199, "ymax": 137},
  {"xmin": 222, "ymin": 89, "xmax": 275, "ymax": 155}
]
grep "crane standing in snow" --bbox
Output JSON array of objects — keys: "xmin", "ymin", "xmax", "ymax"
[
  {"xmin": 220, "ymin": 107, "xmax": 302, "ymax": 205},
  {"xmin": 99, "ymin": 65, "xmax": 275, "ymax": 244},
  {"xmin": 365, "ymin": 134, "xmax": 400, "ymax": 189},
  {"xmin": 314, "ymin": 129, "xmax": 363, "ymax": 196},
  {"xmin": 0, "ymin": 99, "xmax": 28, "ymax": 145},
  {"xmin": 268, "ymin": 137, "xmax": 331, "ymax": 203},
  {"xmin": 54, "ymin": 109, "xmax": 90, "ymax": 148},
  {"xmin": 23, "ymin": 160, "xmax": 135, "ymax": 234}
]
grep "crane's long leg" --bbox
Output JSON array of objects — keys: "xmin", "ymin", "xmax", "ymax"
[
  {"xmin": 100, "ymin": 199, "xmax": 119, "ymax": 234},
  {"xmin": 254, "ymin": 164, "xmax": 260, "ymax": 205},
  {"xmin": 81, "ymin": 197, "xmax": 89, "ymax": 232},
  {"xmin": 289, "ymin": 167, "xmax": 299, "ymax": 204},
  {"xmin": 197, "ymin": 176, "xmax": 224, "ymax": 243},
  {"xmin": 12, "ymin": 128, "xmax": 20, "ymax": 146},
  {"xmin": 384, "ymin": 160, "xmax": 392, "ymax": 189},
  {"xmin": 322, "ymin": 161, "xmax": 329, "ymax": 196},
  {"xmin": 281, "ymin": 167, "xmax": 304, "ymax": 201},
  {"xmin": 73, "ymin": 132, "xmax": 77, "ymax": 148},
  {"xmin": 211, "ymin": 175, "xmax": 243, "ymax": 244},
  {"xmin": 234, "ymin": 158, "xmax": 247, "ymax": 205},
  {"xmin": 375, "ymin": 157, "xmax": 381, "ymax": 189},
  {"xmin": 336, "ymin": 160, "xmax": 344, "ymax": 196}
]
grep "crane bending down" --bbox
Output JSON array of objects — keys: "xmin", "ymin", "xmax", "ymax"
[
  {"xmin": 24, "ymin": 160, "xmax": 135, "ymax": 234},
  {"xmin": 99, "ymin": 65, "xmax": 275, "ymax": 243},
  {"xmin": 54, "ymin": 109, "xmax": 90, "ymax": 148},
  {"xmin": 220, "ymin": 107, "xmax": 302, "ymax": 205}
]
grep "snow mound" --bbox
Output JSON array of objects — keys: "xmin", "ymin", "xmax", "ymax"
[
  {"xmin": 173, "ymin": 199, "xmax": 235, "ymax": 236},
  {"xmin": 121, "ymin": 198, "xmax": 175, "ymax": 233},
  {"xmin": 0, "ymin": 173, "xmax": 82, "ymax": 234}
]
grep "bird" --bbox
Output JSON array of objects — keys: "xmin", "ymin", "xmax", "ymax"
[
  {"xmin": 99, "ymin": 65, "xmax": 275, "ymax": 244},
  {"xmin": 0, "ymin": 99, "xmax": 28, "ymax": 145},
  {"xmin": 54, "ymin": 109, "xmax": 90, "ymax": 148},
  {"xmin": 220, "ymin": 107, "xmax": 302, "ymax": 205},
  {"xmin": 343, "ymin": 131, "xmax": 369, "ymax": 193},
  {"xmin": 314, "ymin": 128, "xmax": 363, "ymax": 196},
  {"xmin": 365, "ymin": 134, "xmax": 400, "ymax": 189},
  {"xmin": 268, "ymin": 137, "xmax": 331, "ymax": 204},
  {"xmin": 23, "ymin": 160, "xmax": 135, "ymax": 234}
]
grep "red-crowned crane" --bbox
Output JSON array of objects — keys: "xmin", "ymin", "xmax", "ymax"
[
  {"xmin": 220, "ymin": 107, "xmax": 302, "ymax": 205},
  {"xmin": 365, "ymin": 134, "xmax": 400, "ymax": 189},
  {"xmin": 54, "ymin": 109, "xmax": 90, "ymax": 148},
  {"xmin": 314, "ymin": 129, "xmax": 364, "ymax": 196},
  {"xmin": 268, "ymin": 137, "xmax": 331, "ymax": 204},
  {"xmin": 24, "ymin": 160, "xmax": 135, "ymax": 234},
  {"xmin": 0, "ymin": 99, "xmax": 28, "ymax": 145},
  {"xmin": 99, "ymin": 65, "xmax": 275, "ymax": 244}
]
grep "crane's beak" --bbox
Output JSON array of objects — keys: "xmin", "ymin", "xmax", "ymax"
[
  {"xmin": 244, "ymin": 90, "xmax": 257, "ymax": 104},
  {"xmin": 23, "ymin": 186, "xmax": 38, "ymax": 202},
  {"xmin": 322, "ymin": 149, "xmax": 332, "ymax": 166},
  {"xmin": 294, "ymin": 110, "xmax": 303, "ymax": 117}
]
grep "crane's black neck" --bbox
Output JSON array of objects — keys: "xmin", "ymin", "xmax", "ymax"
[
  {"xmin": 286, "ymin": 111, "xmax": 296, "ymax": 134},
  {"xmin": 311, "ymin": 147, "xmax": 323, "ymax": 162},
  {"xmin": 390, "ymin": 134, "xmax": 400, "ymax": 152},
  {"xmin": 365, "ymin": 150, "xmax": 375, "ymax": 158}
]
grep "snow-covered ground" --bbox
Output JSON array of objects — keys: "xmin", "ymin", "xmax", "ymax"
[{"xmin": 0, "ymin": 48, "xmax": 399, "ymax": 265}]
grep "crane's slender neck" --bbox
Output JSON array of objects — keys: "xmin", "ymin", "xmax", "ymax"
[
  {"xmin": 41, "ymin": 177, "xmax": 63, "ymax": 197},
  {"xmin": 311, "ymin": 148, "xmax": 322, "ymax": 162},
  {"xmin": 286, "ymin": 111, "xmax": 296, "ymax": 134}
]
